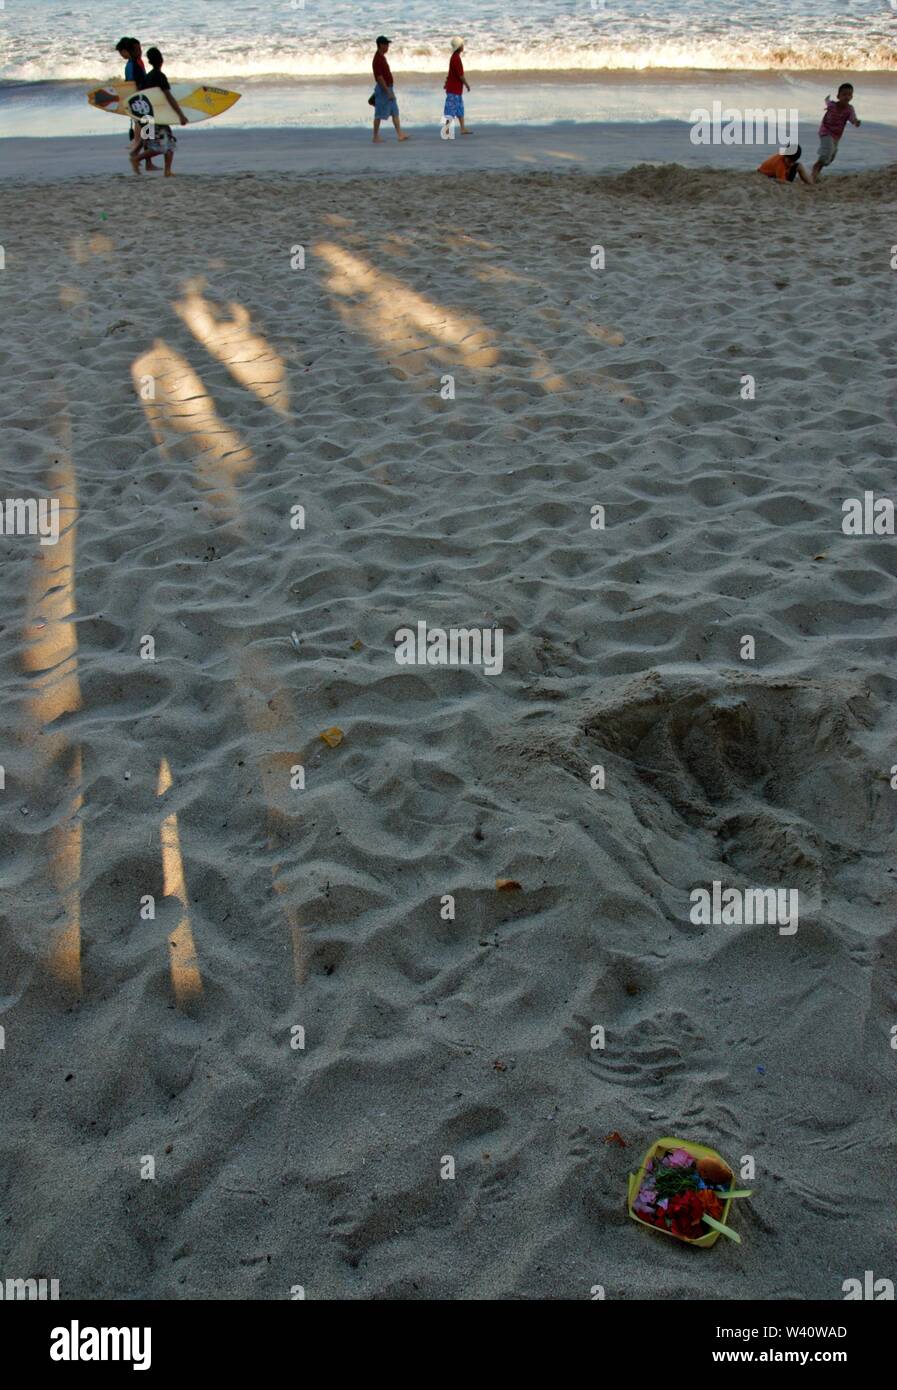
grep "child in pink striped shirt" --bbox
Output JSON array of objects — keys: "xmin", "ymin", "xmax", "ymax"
[{"xmin": 811, "ymin": 83, "xmax": 861, "ymax": 183}]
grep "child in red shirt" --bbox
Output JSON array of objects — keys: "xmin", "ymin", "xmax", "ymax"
[{"xmin": 443, "ymin": 38, "xmax": 472, "ymax": 135}]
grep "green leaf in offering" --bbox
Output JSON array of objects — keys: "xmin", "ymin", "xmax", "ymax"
[{"xmin": 702, "ymin": 1213, "xmax": 741, "ymax": 1243}]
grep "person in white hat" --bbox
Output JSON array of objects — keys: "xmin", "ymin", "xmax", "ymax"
[
  {"xmin": 756, "ymin": 143, "xmax": 811, "ymax": 184},
  {"xmin": 443, "ymin": 36, "xmax": 472, "ymax": 134}
]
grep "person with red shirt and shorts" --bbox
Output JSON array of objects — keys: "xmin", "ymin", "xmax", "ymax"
[
  {"xmin": 444, "ymin": 37, "xmax": 472, "ymax": 135},
  {"xmin": 371, "ymin": 36, "xmax": 408, "ymax": 142}
]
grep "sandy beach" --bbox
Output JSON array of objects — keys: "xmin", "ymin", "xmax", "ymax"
[{"xmin": 1, "ymin": 154, "xmax": 895, "ymax": 1300}]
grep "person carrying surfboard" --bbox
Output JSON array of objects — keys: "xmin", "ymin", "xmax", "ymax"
[
  {"xmin": 115, "ymin": 37, "xmax": 145, "ymax": 84},
  {"xmin": 87, "ymin": 70, "xmax": 241, "ymax": 161},
  {"xmin": 131, "ymin": 48, "xmax": 188, "ymax": 177},
  {"xmin": 116, "ymin": 37, "xmax": 159, "ymax": 171}
]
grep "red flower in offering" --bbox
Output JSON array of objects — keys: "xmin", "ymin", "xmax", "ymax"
[{"xmin": 667, "ymin": 1190, "xmax": 705, "ymax": 1240}]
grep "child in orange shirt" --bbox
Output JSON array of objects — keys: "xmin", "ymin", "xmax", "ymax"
[{"xmin": 757, "ymin": 144, "xmax": 811, "ymax": 185}]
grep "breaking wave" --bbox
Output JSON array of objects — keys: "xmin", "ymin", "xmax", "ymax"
[{"xmin": 2, "ymin": 36, "xmax": 897, "ymax": 83}]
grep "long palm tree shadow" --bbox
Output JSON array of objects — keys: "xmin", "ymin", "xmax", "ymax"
[
  {"xmin": 313, "ymin": 239, "xmax": 502, "ymax": 379},
  {"xmin": 313, "ymin": 234, "xmax": 634, "ymax": 402},
  {"xmin": 132, "ymin": 339, "xmax": 257, "ymax": 527},
  {"xmin": 157, "ymin": 756, "xmax": 204, "ymax": 1006},
  {"xmin": 131, "ymin": 331, "xmax": 310, "ymax": 991},
  {"xmin": 20, "ymin": 396, "xmax": 84, "ymax": 995}
]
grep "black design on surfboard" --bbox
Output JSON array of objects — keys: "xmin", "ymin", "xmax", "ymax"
[{"xmin": 128, "ymin": 93, "xmax": 155, "ymax": 118}]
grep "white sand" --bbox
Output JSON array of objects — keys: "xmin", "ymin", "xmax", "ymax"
[{"xmin": 1, "ymin": 160, "xmax": 896, "ymax": 1299}]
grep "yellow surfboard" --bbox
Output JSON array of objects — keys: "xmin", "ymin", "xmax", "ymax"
[{"xmin": 88, "ymin": 80, "xmax": 241, "ymax": 126}]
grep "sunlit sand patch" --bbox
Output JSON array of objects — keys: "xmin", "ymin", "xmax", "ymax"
[
  {"xmin": 511, "ymin": 339, "xmax": 570, "ymax": 394},
  {"xmin": 585, "ymin": 321, "xmax": 626, "ymax": 347},
  {"xmin": 233, "ymin": 643, "xmax": 309, "ymax": 986},
  {"xmin": 157, "ymin": 757, "xmax": 203, "ymax": 1007},
  {"xmin": 58, "ymin": 286, "xmax": 86, "ymax": 310},
  {"xmin": 173, "ymin": 278, "xmax": 290, "ymax": 415},
  {"xmin": 23, "ymin": 474, "xmax": 80, "ymax": 742},
  {"xmin": 132, "ymin": 340, "xmax": 256, "ymax": 522},
  {"xmin": 314, "ymin": 240, "xmax": 501, "ymax": 374},
  {"xmin": 46, "ymin": 748, "xmax": 83, "ymax": 992},
  {"xmin": 455, "ymin": 234, "xmax": 497, "ymax": 251},
  {"xmin": 530, "ymin": 355, "xmax": 569, "ymax": 393},
  {"xmin": 21, "ymin": 441, "xmax": 84, "ymax": 991},
  {"xmin": 88, "ymin": 233, "xmax": 114, "ymax": 257},
  {"xmin": 68, "ymin": 233, "xmax": 114, "ymax": 264}
]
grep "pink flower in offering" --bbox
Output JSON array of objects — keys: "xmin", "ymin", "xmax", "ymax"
[
  {"xmin": 664, "ymin": 1148, "xmax": 695, "ymax": 1169},
  {"xmin": 634, "ymin": 1185, "xmax": 657, "ymax": 1216}
]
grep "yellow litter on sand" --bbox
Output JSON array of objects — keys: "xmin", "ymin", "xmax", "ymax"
[{"xmin": 319, "ymin": 727, "xmax": 343, "ymax": 748}]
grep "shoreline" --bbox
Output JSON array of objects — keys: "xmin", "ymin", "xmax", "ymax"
[
  {"xmin": 2, "ymin": 121, "xmax": 894, "ymax": 183},
  {"xmin": 3, "ymin": 68, "xmax": 896, "ymax": 140}
]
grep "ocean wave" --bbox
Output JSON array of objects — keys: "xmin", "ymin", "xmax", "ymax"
[{"xmin": 3, "ymin": 36, "xmax": 897, "ymax": 83}]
